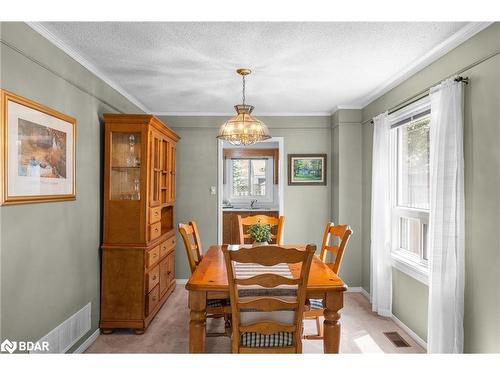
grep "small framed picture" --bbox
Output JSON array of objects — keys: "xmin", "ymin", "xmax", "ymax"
[
  {"xmin": 288, "ymin": 154, "xmax": 327, "ymax": 186},
  {"xmin": 1, "ymin": 90, "xmax": 76, "ymax": 205}
]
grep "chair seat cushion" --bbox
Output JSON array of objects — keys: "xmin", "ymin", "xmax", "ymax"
[
  {"xmin": 308, "ymin": 298, "xmax": 324, "ymax": 310},
  {"xmin": 240, "ymin": 332, "xmax": 294, "ymax": 348},
  {"xmin": 207, "ymin": 299, "xmax": 230, "ymax": 308}
]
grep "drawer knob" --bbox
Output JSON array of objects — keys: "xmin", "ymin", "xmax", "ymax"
[
  {"xmin": 153, "ymin": 275, "xmax": 157, "ymax": 280},
  {"xmin": 167, "ymin": 271, "xmax": 171, "ymax": 275},
  {"xmin": 155, "ymin": 212, "xmax": 158, "ymax": 216},
  {"xmin": 155, "ymin": 228, "xmax": 158, "ymax": 232}
]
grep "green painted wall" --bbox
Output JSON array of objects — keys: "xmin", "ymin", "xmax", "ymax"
[
  {"xmin": 331, "ymin": 123, "xmax": 340, "ymax": 224},
  {"xmin": 0, "ymin": 22, "xmax": 143, "ymax": 351},
  {"xmin": 392, "ymin": 269, "xmax": 429, "ymax": 341},
  {"xmin": 361, "ymin": 123, "xmax": 373, "ymax": 293},
  {"xmin": 331, "ymin": 109, "xmax": 363, "ymax": 287},
  {"xmin": 361, "ymin": 22, "xmax": 500, "ymax": 352}
]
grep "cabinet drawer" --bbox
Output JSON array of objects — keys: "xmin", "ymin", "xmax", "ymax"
[
  {"xmin": 149, "ymin": 222, "xmax": 161, "ymax": 241},
  {"xmin": 146, "ymin": 265, "xmax": 159, "ymax": 292},
  {"xmin": 146, "ymin": 246, "xmax": 160, "ymax": 268},
  {"xmin": 146, "ymin": 284, "xmax": 160, "ymax": 316},
  {"xmin": 149, "ymin": 206, "xmax": 161, "ymax": 224},
  {"xmin": 160, "ymin": 237, "xmax": 176, "ymax": 258}
]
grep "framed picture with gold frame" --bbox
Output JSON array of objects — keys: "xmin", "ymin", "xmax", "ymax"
[{"xmin": 1, "ymin": 90, "xmax": 76, "ymax": 205}]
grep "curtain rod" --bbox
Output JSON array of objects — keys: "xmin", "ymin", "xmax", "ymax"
[{"xmin": 368, "ymin": 76, "xmax": 468, "ymax": 125}]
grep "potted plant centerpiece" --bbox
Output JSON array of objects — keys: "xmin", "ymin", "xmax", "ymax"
[{"xmin": 248, "ymin": 223, "xmax": 272, "ymax": 247}]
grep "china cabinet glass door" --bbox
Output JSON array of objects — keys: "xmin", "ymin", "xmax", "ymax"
[
  {"xmin": 110, "ymin": 132, "xmax": 142, "ymax": 200},
  {"xmin": 150, "ymin": 133, "xmax": 162, "ymax": 207}
]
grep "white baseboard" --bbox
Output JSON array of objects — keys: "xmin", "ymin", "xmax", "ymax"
[
  {"xmin": 391, "ymin": 314, "xmax": 427, "ymax": 350},
  {"xmin": 359, "ymin": 287, "xmax": 371, "ymax": 301},
  {"xmin": 72, "ymin": 329, "xmax": 100, "ymax": 354},
  {"xmin": 346, "ymin": 286, "xmax": 371, "ymax": 301},
  {"xmin": 346, "ymin": 286, "xmax": 361, "ymax": 293},
  {"xmin": 176, "ymin": 279, "xmax": 188, "ymax": 285},
  {"xmin": 352, "ymin": 288, "xmax": 427, "ymax": 350}
]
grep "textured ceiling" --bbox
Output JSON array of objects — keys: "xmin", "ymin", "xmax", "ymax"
[{"xmin": 40, "ymin": 22, "xmax": 470, "ymax": 115}]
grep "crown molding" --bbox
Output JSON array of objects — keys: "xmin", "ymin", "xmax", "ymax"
[
  {"xmin": 330, "ymin": 104, "xmax": 363, "ymax": 114},
  {"xmin": 26, "ymin": 22, "xmax": 150, "ymax": 113},
  {"xmin": 154, "ymin": 112, "xmax": 232, "ymax": 117},
  {"xmin": 154, "ymin": 111, "xmax": 331, "ymax": 117},
  {"xmin": 357, "ymin": 22, "xmax": 493, "ymax": 109},
  {"xmin": 26, "ymin": 22, "xmax": 493, "ymax": 117}
]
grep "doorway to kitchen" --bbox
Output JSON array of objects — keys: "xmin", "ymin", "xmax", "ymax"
[{"xmin": 217, "ymin": 137, "xmax": 285, "ymax": 244}]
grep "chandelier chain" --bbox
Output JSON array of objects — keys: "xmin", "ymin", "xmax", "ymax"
[{"xmin": 242, "ymin": 75, "xmax": 246, "ymax": 105}]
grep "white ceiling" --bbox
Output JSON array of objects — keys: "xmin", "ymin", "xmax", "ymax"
[{"xmin": 34, "ymin": 22, "xmax": 486, "ymax": 115}]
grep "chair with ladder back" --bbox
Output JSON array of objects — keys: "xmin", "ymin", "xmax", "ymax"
[
  {"xmin": 303, "ymin": 223, "xmax": 352, "ymax": 339},
  {"xmin": 222, "ymin": 244, "xmax": 315, "ymax": 353},
  {"xmin": 179, "ymin": 221, "xmax": 231, "ymax": 337},
  {"xmin": 237, "ymin": 214, "xmax": 285, "ymax": 245}
]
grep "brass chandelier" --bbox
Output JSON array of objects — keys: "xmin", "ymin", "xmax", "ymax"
[{"xmin": 216, "ymin": 68, "xmax": 271, "ymax": 146}]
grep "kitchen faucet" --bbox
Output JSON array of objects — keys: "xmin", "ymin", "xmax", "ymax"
[{"xmin": 250, "ymin": 199, "xmax": 257, "ymax": 209}]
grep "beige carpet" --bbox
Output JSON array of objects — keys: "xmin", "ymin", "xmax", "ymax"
[{"xmin": 86, "ymin": 287, "xmax": 425, "ymax": 354}]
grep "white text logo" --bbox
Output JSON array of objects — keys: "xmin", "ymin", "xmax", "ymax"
[{"xmin": 0, "ymin": 339, "xmax": 49, "ymax": 353}]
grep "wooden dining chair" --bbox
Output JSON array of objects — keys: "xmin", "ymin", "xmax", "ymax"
[
  {"xmin": 237, "ymin": 214, "xmax": 285, "ymax": 245},
  {"xmin": 178, "ymin": 221, "xmax": 203, "ymax": 273},
  {"xmin": 178, "ymin": 221, "xmax": 230, "ymax": 337},
  {"xmin": 222, "ymin": 244, "xmax": 315, "ymax": 353},
  {"xmin": 303, "ymin": 223, "xmax": 352, "ymax": 340}
]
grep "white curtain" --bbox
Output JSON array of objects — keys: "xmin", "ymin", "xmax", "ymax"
[
  {"xmin": 370, "ymin": 112, "xmax": 392, "ymax": 317},
  {"xmin": 428, "ymin": 78, "xmax": 465, "ymax": 353}
]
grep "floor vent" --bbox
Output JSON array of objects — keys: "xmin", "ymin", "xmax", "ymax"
[
  {"xmin": 383, "ymin": 331, "xmax": 411, "ymax": 348},
  {"xmin": 30, "ymin": 303, "xmax": 91, "ymax": 353}
]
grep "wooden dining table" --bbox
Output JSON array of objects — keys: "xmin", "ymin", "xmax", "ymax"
[{"xmin": 185, "ymin": 245, "xmax": 347, "ymax": 353}]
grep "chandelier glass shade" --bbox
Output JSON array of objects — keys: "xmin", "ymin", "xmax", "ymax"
[
  {"xmin": 217, "ymin": 69, "xmax": 271, "ymax": 146},
  {"xmin": 217, "ymin": 104, "xmax": 271, "ymax": 146}
]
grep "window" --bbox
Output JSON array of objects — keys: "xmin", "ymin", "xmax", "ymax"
[
  {"xmin": 228, "ymin": 158, "xmax": 273, "ymax": 202},
  {"xmin": 396, "ymin": 117, "xmax": 430, "ymax": 211},
  {"xmin": 390, "ymin": 99, "xmax": 431, "ymax": 284}
]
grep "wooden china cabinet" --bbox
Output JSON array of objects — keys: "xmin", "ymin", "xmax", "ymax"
[{"xmin": 100, "ymin": 114, "xmax": 180, "ymax": 334}]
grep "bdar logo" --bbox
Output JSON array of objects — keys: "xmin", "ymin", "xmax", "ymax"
[{"xmin": 1, "ymin": 339, "xmax": 17, "ymax": 353}]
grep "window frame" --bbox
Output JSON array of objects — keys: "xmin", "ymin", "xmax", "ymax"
[
  {"xmin": 389, "ymin": 98, "xmax": 431, "ymax": 285},
  {"xmin": 227, "ymin": 157, "xmax": 274, "ymax": 204}
]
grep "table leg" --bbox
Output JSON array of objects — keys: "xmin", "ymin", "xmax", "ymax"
[
  {"xmin": 189, "ymin": 290, "xmax": 207, "ymax": 353},
  {"xmin": 323, "ymin": 290, "xmax": 343, "ymax": 353}
]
